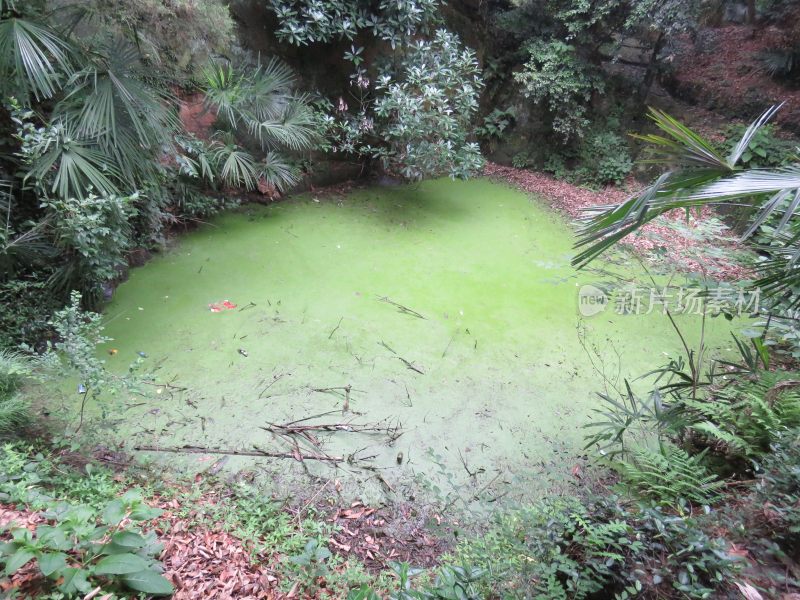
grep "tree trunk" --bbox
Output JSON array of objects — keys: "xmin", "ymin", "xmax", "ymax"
[
  {"xmin": 639, "ymin": 32, "xmax": 665, "ymax": 99},
  {"xmin": 747, "ymin": 0, "xmax": 756, "ymax": 24}
]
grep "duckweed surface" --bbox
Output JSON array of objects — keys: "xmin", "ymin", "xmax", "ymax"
[{"xmin": 66, "ymin": 179, "xmax": 738, "ymax": 503}]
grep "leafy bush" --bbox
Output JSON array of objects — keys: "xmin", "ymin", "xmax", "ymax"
[
  {"xmin": 511, "ymin": 151, "xmax": 532, "ymax": 169},
  {"xmin": 514, "ymin": 40, "xmax": 604, "ymax": 140},
  {"xmin": 0, "ymin": 490, "xmax": 171, "ymax": 597},
  {"xmin": 520, "ymin": 128, "xmax": 632, "ymax": 185},
  {"xmin": 40, "ymin": 194, "xmax": 134, "ymax": 301},
  {"xmin": 0, "ymin": 444, "xmax": 169, "ymax": 596},
  {"xmin": 542, "ymin": 153, "xmax": 570, "ymax": 180},
  {"xmin": 576, "ymin": 130, "xmax": 633, "ymax": 186},
  {"xmin": 451, "ymin": 494, "xmax": 739, "ymax": 599},
  {"xmin": 321, "ymin": 30, "xmax": 484, "ymax": 181},
  {"xmin": 37, "ymin": 290, "xmax": 140, "ymax": 432},
  {"xmin": 475, "ymin": 107, "xmax": 516, "ymax": 140},
  {"xmin": 268, "ymin": 0, "xmax": 441, "ymax": 47},
  {"xmin": 371, "ymin": 31, "xmax": 484, "ymax": 180}
]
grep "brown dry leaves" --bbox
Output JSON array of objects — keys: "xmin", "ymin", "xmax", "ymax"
[
  {"xmin": 328, "ymin": 501, "xmax": 445, "ymax": 571},
  {"xmin": 152, "ymin": 496, "xmax": 280, "ymax": 600},
  {"xmin": 670, "ymin": 25, "xmax": 800, "ymax": 129}
]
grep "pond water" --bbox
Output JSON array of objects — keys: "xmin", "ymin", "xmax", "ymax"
[{"xmin": 69, "ymin": 179, "xmax": 737, "ymax": 505}]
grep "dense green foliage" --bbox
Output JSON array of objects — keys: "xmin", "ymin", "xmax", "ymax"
[
  {"xmin": 0, "ymin": 351, "xmax": 31, "ymax": 433},
  {"xmin": 297, "ymin": 7, "xmax": 485, "ymax": 181},
  {"xmin": 318, "ymin": 30, "xmax": 483, "ymax": 181},
  {"xmin": 514, "ymin": 40, "xmax": 603, "ymax": 141},
  {"xmin": 495, "ymin": 0, "xmax": 700, "ymax": 141},
  {"xmin": 268, "ymin": 0, "xmax": 441, "ymax": 47}
]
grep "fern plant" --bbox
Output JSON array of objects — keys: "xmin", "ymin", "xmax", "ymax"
[
  {"xmin": 683, "ymin": 371, "xmax": 800, "ymax": 466},
  {"xmin": 0, "ymin": 350, "xmax": 32, "ymax": 433},
  {"xmin": 613, "ymin": 443, "xmax": 725, "ymax": 506}
]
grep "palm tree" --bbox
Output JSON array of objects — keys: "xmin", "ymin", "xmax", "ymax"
[
  {"xmin": 201, "ymin": 60, "xmax": 318, "ymax": 192},
  {"xmin": 574, "ymin": 105, "xmax": 800, "ymax": 303}
]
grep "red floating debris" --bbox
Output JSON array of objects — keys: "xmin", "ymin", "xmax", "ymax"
[{"xmin": 208, "ymin": 300, "xmax": 237, "ymax": 313}]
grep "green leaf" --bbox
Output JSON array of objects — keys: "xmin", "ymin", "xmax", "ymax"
[
  {"xmin": 129, "ymin": 504, "xmax": 162, "ymax": 521},
  {"xmin": 121, "ymin": 489, "xmax": 144, "ymax": 504},
  {"xmin": 36, "ymin": 525, "xmax": 70, "ymax": 551},
  {"xmin": 93, "ymin": 552, "xmax": 149, "ymax": 575},
  {"xmin": 102, "ymin": 499, "xmax": 126, "ymax": 525},
  {"xmin": 5, "ymin": 548, "xmax": 34, "ymax": 574},
  {"xmin": 121, "ymin": 569, "xmax": 174, "ymax": 595},
  {"xmin": 110, "ymin": 531, "xmax": 147, "ymax": 549},
  {"xmin": 59, "ymin": 567, "xmax": 92, "ymax": 594},
  {"xmin": 0, "ymin": 541, "xmax": 16, "ymax": 555},
  {"xmin": 38, "ymin": 552, "xmax": 67, "ymax": 577}
]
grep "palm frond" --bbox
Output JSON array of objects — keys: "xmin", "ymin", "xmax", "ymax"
[
  {"xmin": 203, "ymin": 62, "xmax": 244, "ymax": 128},
  {"xmin": 204, "ymin": 59, "xmax": 316, "ymax": 156},
  {"xmin": 574, "ymin": 106, "xmax": 800, "ymax": 283},
  {"xmin": 573, "ymin": 170, "xmax": 724, "ymax": 267},
  {"xmin": 211, "ymin": 142, "xmax": 258, "ymax": 190},
  {"xmin": 25, "ymin": 120, "xmax": 122, "ymax": 198},
  {"xmin": 686, "ymin": 167, "xmax": 800, "ymax": 201},
  {"xmin": 633, "ymin": 108, "xmax": 730, "ymax": 170},
  {"xmin": 260, "ymin": 151, "xmax": 299, "ymax": 191},
  {"xmin": 175, "ymin": 136, "xmax": 217, "ymax": 183},
  {"xmin": 248, "ymin": 100, "xmax": 318, "ymax": 151},
  {"xmin": 0, "ymin": 16, "xmax": 72, "ymax": 101},
  {"xmin": 59, "ymin": 39, "xmax": 177, "ymax": 150},
  {"xmin": 247, "ymin": 59, "xmax": 296, "ymax": 117}
]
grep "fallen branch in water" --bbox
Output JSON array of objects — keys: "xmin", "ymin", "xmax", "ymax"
[
  {"xmin": 311, "ymin": 385, "xmax": 362, "ymax": 413},
  {"xmin": 328, "ymin": 316, "xmax": 344, "ymax": 339},
  {"xmin": 378, "ymin": 340, "xmax": 397, "ymax": 354},
  {"xmin": 377, "ymin": 296, "xmax": 426, "ymax": 320},
  {"xmin": 262, "ymin": 418, "xmax": 403, "ymax": 444},
  {"xmin": 134, "ymin": 444, "xmax": 345, "ymax": 463},
  {"xmin": 397, "ymin": 356, "xmax": 424, "ymax": 375}
]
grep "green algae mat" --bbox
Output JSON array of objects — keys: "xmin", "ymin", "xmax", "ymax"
[{"xmin": 58, "ymin": 179, "xmax": 742, "ymax": 504}]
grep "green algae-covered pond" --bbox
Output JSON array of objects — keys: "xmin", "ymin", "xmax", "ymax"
[{"xmin": 57, "ymin": 179, "xmax": 739, "ymax": 504}]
